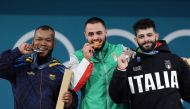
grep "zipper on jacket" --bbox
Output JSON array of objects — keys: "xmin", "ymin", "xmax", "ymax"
[
  {"xmin": 99, "ymin": 52, "xmax": 110, "ymax": 109},
  {"xmin": 40, "ymin": 71, "xmax": 43, "ymax": 109}
]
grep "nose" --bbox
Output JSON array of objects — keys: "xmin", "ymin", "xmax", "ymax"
[
  {"xmin": 93, "ymin": 33, "xmax": 99, "ymax": 40},
  {"xmin": 144, "ymin": 35, "xmax": 150, "ymax": 42},
  {"xmin": 40, "ymin": 40, "xmax": 47, "ymax": 46}
]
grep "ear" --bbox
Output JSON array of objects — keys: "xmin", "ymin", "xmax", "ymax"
[
  {"xmin": 134, "ymin": 37, "xmax": 137, "ymax": 43},
  {"xmin": 84, "ymin": 31, "xmax": 88, "ymax": 40}
]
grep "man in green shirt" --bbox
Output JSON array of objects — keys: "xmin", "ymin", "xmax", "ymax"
[{"xmin": 68, "ymin": 17, "xmax": 133, "ymax": 109}]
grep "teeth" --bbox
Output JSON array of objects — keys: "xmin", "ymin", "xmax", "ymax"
[
  {"xmin": 34, "ymin": 49, "xmax": 43, "ymax": 52},
  {"xmin": 39, "ymin": 48, "xmax": 46, "ymax": 51},
  {"xmin": 34, "ymin": 48, "xmax": 46, "ymax": 52}
]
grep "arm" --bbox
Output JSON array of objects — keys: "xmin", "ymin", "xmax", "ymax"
[
  {"xmin": 0, "ymin": 43, "xmax": 34, "ymax": 81},
  {"xmin": 67, "ymin": 43, "xmax": 94, "ymax": 92},
  {"xmin": 109, "ymin": 69, "xmax": 130, "ymax": 103},
  {"xmin": 109, "ymin": 49, "xmax": 132, "ymax": 103},
  {"xmin": 178, "ymin": 57, "xmax": 190, "ymax": 103},
  {"xmin": 0, "ymin": 47, "xmax": 22, "ymax": 80},
  {"xmin": 68, "ymin": 55, "xmax": 93, "ymax": 92}
]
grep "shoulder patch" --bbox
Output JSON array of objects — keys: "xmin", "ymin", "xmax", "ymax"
[
  {"xmin": 49, "ymin": 59, "xmax": 62, "ymax": 67},
  {"xmin": 49, "ymin": 74, "xmax": 56, "ymax": 80},
  {"xmin": 25, "ymin": 57, "xmax": 33, "ymax": 63}
]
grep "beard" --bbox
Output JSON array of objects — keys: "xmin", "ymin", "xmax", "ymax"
[{"xmin": 138, "ymin": 40, "xmax": 157, "ymax": 52}]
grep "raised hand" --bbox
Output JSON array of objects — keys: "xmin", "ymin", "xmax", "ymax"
[
  {"xmin": 117, "ymin": 52, "xmax": 128, "ymax": 70},
  {"xmin": 117, "ymin": 48, "xmax": 134, "ymax": 70},
  {"xmin": 18, "ymin": 43, "xmax": 34, "ymax": 55},
  {"xmin": 82, "ymin": 43, "xmax": 94, "ymax": 61},
  {"xmin": 182, "ymin": 57, "xmax": 190, "ymax": 68}
]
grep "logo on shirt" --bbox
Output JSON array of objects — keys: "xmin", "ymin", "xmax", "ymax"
[
  {"xmin": 133, "ymin": 66, "xmax": 142, "ymax": 71},
  {"xmin": 49, "ymin": 74, "xmax": 56, "ymax": 80},
  {"xmin": 128, "ymin": 70, "xmax": 179, "ymax": 94},
  {"xmin": 27, "ymin": 71, "xmax": 35, "ymax": 76},
  {"xmin": 164, "ymin": 60, "xmax": 172, "ymax": 70}
]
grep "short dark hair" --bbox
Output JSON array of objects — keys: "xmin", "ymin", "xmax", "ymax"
[
  {"xmin": 84, "ymin": 17, "xmax": 106, "ymax": 29},
  {"xmin": 133, "ymin": 18, "xmax": 156, "ymax": 35},
  {"xmin": 34, "ymin": 25, "xmax": 55, "ymax": 38}
]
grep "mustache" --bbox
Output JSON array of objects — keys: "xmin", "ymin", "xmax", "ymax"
[{"xmin": 142, "ymin": 41, "xmax": 153, "ymax": 45}]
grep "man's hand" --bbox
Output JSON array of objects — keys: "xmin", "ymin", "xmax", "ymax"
[
  {"xmin": 182, "ymin": 58, "xmax": 190, "ymax": 68},
  {"xmin": 117, "ymin": 48, "xmax": 133, "ymax": 71},
  {"xmin": 62, "ymin": 91, "xmax": 73, "ymax": 108},
  {"xmin": 18, "ymin": 43, "xmax": 34, "ymax": 55},
  {"xmin": 82, "ymin": 43, "xmax": 94, "ymax": 61},
  {"xmin": 117, "ymin": 53, "xmax": 128, "ymax": 71}
]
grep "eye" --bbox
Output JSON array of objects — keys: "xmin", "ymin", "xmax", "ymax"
[
  {"xmin": 46, "ymin": 38, "xmax": 53, "ymax": 42},
  {"xmin": 147, "ymin": 33, "xmax": 153, "ymax": 37},
  {"xmin": 88, "ymin": 32, "xmax": 94, "ymax": 37},
  {"xmin": 96, "ymin": 31, "xmax": 103, "ymax": 35},
  {"xmin": 35, "ymin": 38, "xmax": 42, "ymax": 41},
  {"xmin": 138, "ymin": 35, "xmax": 144, "ymax": 39}
]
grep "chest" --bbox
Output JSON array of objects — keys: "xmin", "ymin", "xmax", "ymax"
[{"xmin": 127, "ymin": 55, "xmax": 180, "ymax": 94}]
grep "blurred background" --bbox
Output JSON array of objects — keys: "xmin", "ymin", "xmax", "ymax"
[{"xmin": 0, "ymin": 0, "xmax": 190, "ymax": 108}]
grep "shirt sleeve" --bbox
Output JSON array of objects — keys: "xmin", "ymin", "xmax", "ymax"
[
  {"xmin": 109, "ymin": 69, "xmax": 130, "ymax": 104},
  {"xmin": 178, "ymin": 57, "xmax": 190, "ymax": 103},
  {"xmin": 67, "ymin": 54, "xmax": 93, "ymax": 92},
  {"xmin": 0, "ymin": 47, "xmax": 22, "ymax": 82}
]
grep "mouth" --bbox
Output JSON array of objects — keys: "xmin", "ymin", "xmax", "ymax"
[
  {"xmin": 34, "ymin": 47, "xmax": 48, "ymax": 53},
  {"xmin": 143, "ymin": 42, "xmax": 152, "ymax": 47}
]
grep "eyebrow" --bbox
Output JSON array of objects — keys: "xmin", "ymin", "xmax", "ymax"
[{"xmin": 34, "ymin": 36, "xmax": 53, "ymax": 40}]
